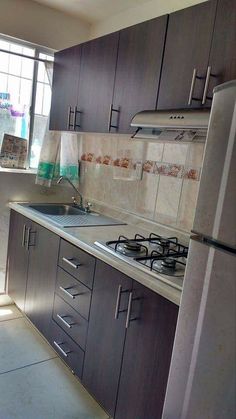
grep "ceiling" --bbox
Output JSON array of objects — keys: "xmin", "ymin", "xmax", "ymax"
[{"xmin": 32, "ymin": 0, "xmax": 154, "ymax": 23}]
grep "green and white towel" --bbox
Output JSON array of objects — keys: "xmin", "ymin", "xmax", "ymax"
[{"xmin": 36, "ymin": 131, "xmax": 80, "ymax": 187}]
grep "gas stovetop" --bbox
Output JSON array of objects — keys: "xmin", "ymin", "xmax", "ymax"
[{"xmin": 94, "ymin": 233, "xmax": 188, "ymax": 291}]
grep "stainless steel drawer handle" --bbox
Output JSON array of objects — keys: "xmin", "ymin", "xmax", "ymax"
[
  {"xmin": 56, "ymin": 314, "xmax": 74, "ymax": 329},
  {"xmin": 59, "ymin": 286, "xmax": 81, "ymax": 299},
  {"xmin": 62, "ymin": 257, "xmax": 81, "ymax": 269},
  {"xmin": 53, "ymin": 341, "xmax": 71, "ymax": 357}
]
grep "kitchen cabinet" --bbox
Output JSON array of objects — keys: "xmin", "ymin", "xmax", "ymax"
[
  {"xmin": 82, "ymin": 260, "xmax": 133, "ymax": 417},
  {"xmin": 24, "ymin": 221, "xmax": 59, "ymax": 341},
  {"xmin": 112, "ymin": 15, "xmax": 167, "ymax": 134},
  {"xmin": 83, "ymin": 260, "xmax": 178, "ymax": 419},
  {"xmin": 203, "ymin": 0, "xmax": 236, "ymax": 106},
  {"xmin": 7, "ymin": 211, "xmax": 179, "ymax": 418},
  {"xmin": 7, "ymin": 211, "xmax": 31, "ymax": 311},
  {"xmin": 49, "ymin": 45, "xmax": 82, "ymax": 131},
  {"xmin": 77, "ymin": 33, "xmax": 119, "ymax": 133},
  {"xmin": 157, "ymin": 0, "xmax": 217, "ymax": 109},
  {"xmin": 115, "ymin": 282, "xmax": 178, "ymax": 419}
]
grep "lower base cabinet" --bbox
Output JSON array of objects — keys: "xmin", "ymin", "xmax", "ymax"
[
  {"xmin": 7, "ymin": 211, "xmax": 179, "ymax": 419},
  {"xmin": 24, "ymin": 222, "xmax": 60, "ymax": 341},
  {"xmin": 82, "ymin": 260, "xmax": 179, "ymax": 419},
  {"xmin": 115, "ymin": 282, "xmax": 178, "ymax": 419}
]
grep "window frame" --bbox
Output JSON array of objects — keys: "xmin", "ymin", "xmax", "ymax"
[{"xmin": 0, "ymin": 34, "xmax": 55, "ymax": 169}]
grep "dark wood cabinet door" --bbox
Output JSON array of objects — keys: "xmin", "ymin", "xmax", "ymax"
[
  {"xmin": 112, "ymin": 15, "xmax": 167, "ymax": 134},
  {"xmin": 157, "ymin": 1, "xmax": 217, "ymax": 109},
  {"xmin": 7, "ymin": 210, "xmax": 30, "ymax": 311},
  {"xmin": 24, "ymin": 222, "xmax": 59, "ymax": 341},
  {"xmin": 115, "ymin": 282, "xmax": 178, "ymax": 419},
  {"xmin": 204, "ymin": 0, "xmax": 236, "ymax": 106},
  {"xmin": 77, "ymin": 33, "xmax": 119, "ymax": 133},
  {"xmin": 49, "ymin": 45, "xmax": 81, "ymax": 131},
  {"xmin": 82, "ymin": 260, "xmax": 132, "ymax": 418}
]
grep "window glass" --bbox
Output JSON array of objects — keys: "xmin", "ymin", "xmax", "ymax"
[
  {"xmin": 0, "ymin": 37, "xmax": 53, "ymax": 169},
  {"xmin": 30, "ymin": 52, "xmax": 54, "ymax": 169}
]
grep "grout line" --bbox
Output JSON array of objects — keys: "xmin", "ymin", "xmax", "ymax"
[
  {"xmin": 0, "ymin": 356, "xmax": 58, "ymax": 376},
  {"xmin": 0, "ymin": 315, "xmax": 24, "ymax": 324}
]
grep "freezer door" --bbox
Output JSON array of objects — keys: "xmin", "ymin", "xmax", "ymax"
[
  {"xmin": 193, "ymin": 80, "xmax": 236, "ymax": 249},
  {"xmin": 162, "ymin": 237, "xmax": 236, "ymax": 419}
]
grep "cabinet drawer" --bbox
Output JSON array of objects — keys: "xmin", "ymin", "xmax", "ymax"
[
  {"xmin": 53, "ymin": 294, "xmax": 88, "ymax": 350},
  {"xmin": 56, "ymin": 267, "xmax": 91, "ymax": 320},
  {"xmin": 50, "ymin": 319, "xmax": 84, "ymax": 378},
  {"xmin": 58, "ymin": 239, "xmax": 95, "ymax": 289}
]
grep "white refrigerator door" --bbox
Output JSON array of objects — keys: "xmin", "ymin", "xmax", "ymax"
[
  {"xmin": 193, "ymin": 80, "xmax": 236, "ymax": 249},
  {"xmin": 162, "ymin": 238, "xmax": 236, "ymax": 419}
]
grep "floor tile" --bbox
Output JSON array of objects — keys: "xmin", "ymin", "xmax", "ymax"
[
  {"xmin": 0, "ymin": 358, "xmax": 109, "ymax": 419},
  {"xmin": 0, "ymin": 317, "xmax": 56, "ymax": 374},
  {"xmin": 0, "ymin": 304, "xmax": 22, "ymax": 322}
]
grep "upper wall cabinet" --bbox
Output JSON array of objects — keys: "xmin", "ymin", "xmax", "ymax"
[
  {"xmin": 50, "ymin": 45, "xmax": 82, "ymax": 131},
  {"xmin": 112, "ymin": 15, "xmax": 168, "ymax": 134},
  {"xmin": 203, "ymin": 0, "xmax": 236, "ymax": 106},
  {"xmin": 157, "ymin": 1, "xmax": 217, "ymax": 110},
  {"xmin": 77, "ymin": 33, "xmax": 119, "ymax": 133}
]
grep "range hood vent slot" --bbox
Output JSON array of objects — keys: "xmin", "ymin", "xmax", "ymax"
[{"xmin": 130, "ymin": 109, "xmax": 210, "ymax": 141}]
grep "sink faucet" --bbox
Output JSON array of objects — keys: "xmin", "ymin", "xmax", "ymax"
[{"xmin": 57, "ymin": 176, "xmax": 87, "ymax": 211}]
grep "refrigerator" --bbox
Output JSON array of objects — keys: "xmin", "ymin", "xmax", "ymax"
[{"xmin": 162, "ymin": 80, "xmax": 236, "ymax": 419}]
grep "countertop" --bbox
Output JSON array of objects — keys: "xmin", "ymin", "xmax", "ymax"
[{"xmin": 9, "ymin": 202, "xmax": 183, "ymax": 306}]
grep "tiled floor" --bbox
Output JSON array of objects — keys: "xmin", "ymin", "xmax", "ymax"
[{"xmin": 0, "ymin": 305, "xmax": 109, "ymax": 419}]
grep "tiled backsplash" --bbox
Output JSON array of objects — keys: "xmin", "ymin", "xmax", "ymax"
[{"xmin": 78, "ymin": 133, "xmax": 205, "ymax": 233}]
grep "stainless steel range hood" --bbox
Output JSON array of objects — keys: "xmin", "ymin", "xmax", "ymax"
[{"xmin": 130, "ymin": 109, "xmax": 210, "ymax": 141}]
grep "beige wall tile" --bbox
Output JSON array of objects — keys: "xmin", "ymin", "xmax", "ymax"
[
  {"xmin": 154, "ymin": 176, "xmax": 183, "ymax": 223},
  {"xmin": 162, "ymin": 143, "xmax": 189, "ymax": 164},
  {"xmin": 186, "ymin": 142, "xmax": 205, "ymax": 167},
  {"xmin": 104, "ymin": 167, "xmax": 138, "ymax": 211},
  {"xmin": 177, "ymin": 179, "xmax": 200, "ymax": 231},
  {"xmin": 135, "ymin": 173, "xmax": 159, "ymax": 219},
  {"xmin": 145, "ymin": 142, "xmax": 164, "ymax": 162}
]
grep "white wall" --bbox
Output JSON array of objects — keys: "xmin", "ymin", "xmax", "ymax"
[
  {"xmin": 90, "ymin": 0, "xmax": 208, "ymax": 39},
  {"xmin": 0, "ymin": 0, "xmax": 91, "ymax": 50}
]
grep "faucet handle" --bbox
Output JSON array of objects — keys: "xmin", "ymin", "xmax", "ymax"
[
  {"xmin": 72, "ymin": 196, "xmax": 77, "ymax": 205},
  {"xmin": 85, "ymin": 202, "xmax": 92, "ymax": 213}
]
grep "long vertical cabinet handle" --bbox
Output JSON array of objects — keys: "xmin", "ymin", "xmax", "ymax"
[
  {"xmin": 73, "ymin": 106, "xmax": 82, "ymax": 130},
  {"xmin": 202, "ymin": 66, "xmax": 211, "ymax": 105},
  {"xmin": 108, "ymin": 104, "xmax": 120, "ymax": 132},
  {"xmin": 125, "ymin": 292, "xmax": 133, "ymax": 329},
  {"xmin": 114, "ymin": 285, "xmax": 122, "ymax": 319},
  {"xmin": 21, "ymin": 224, "xmax": 27, "ymax": 247},
  {"xmin": 188, "ymin": 69, "xmax": 197, "ymax": 105},
  {"xmin": 67, "ymin": 106, "xmax": 74, "ymax": 130},
  {"xmin": 25, "ymin": 227, "xmax": 31, "ymax": 250}
]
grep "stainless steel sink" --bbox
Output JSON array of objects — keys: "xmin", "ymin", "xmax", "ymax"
[
  {"xmin": 29, "ymin": 204, "xmax": 85, "ymax": 216},
  {"xmin": 23, "ymin": 203, "xmax": 125, "ymax": 228}
]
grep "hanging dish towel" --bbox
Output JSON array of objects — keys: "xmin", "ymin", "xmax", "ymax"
[{"xmin": 36, "ymin": 62, "xmax": 80, "ymax": 186}]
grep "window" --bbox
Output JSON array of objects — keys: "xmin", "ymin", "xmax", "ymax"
[{"xmin": 0, "ymin": 36, "xmax": 54, "ymax": 169}]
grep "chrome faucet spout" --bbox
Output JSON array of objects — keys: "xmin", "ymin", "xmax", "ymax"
[{"xmin": 57, "ymin": 176, "xmax": 83, "ymax": 209}]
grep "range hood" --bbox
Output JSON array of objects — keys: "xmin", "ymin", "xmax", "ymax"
[{"xmin": 130, "ymin": 109, "xmax": 210, "ymax": 141}]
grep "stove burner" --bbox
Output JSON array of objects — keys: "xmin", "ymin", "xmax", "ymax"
[
  {"xmin": 116, "ymin": 241, "xmax": 147, "ymax": 257},
  {"xmin": 156, "ymin": 238, "xmax": 170, "ymax": 247},
  {"xmin": 123, "ymin": 241, "xmax": 142, "ymax": 251},
  {"xmin": 161, "ymin": 258, "xmax": 176, "ymax": 270}
]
